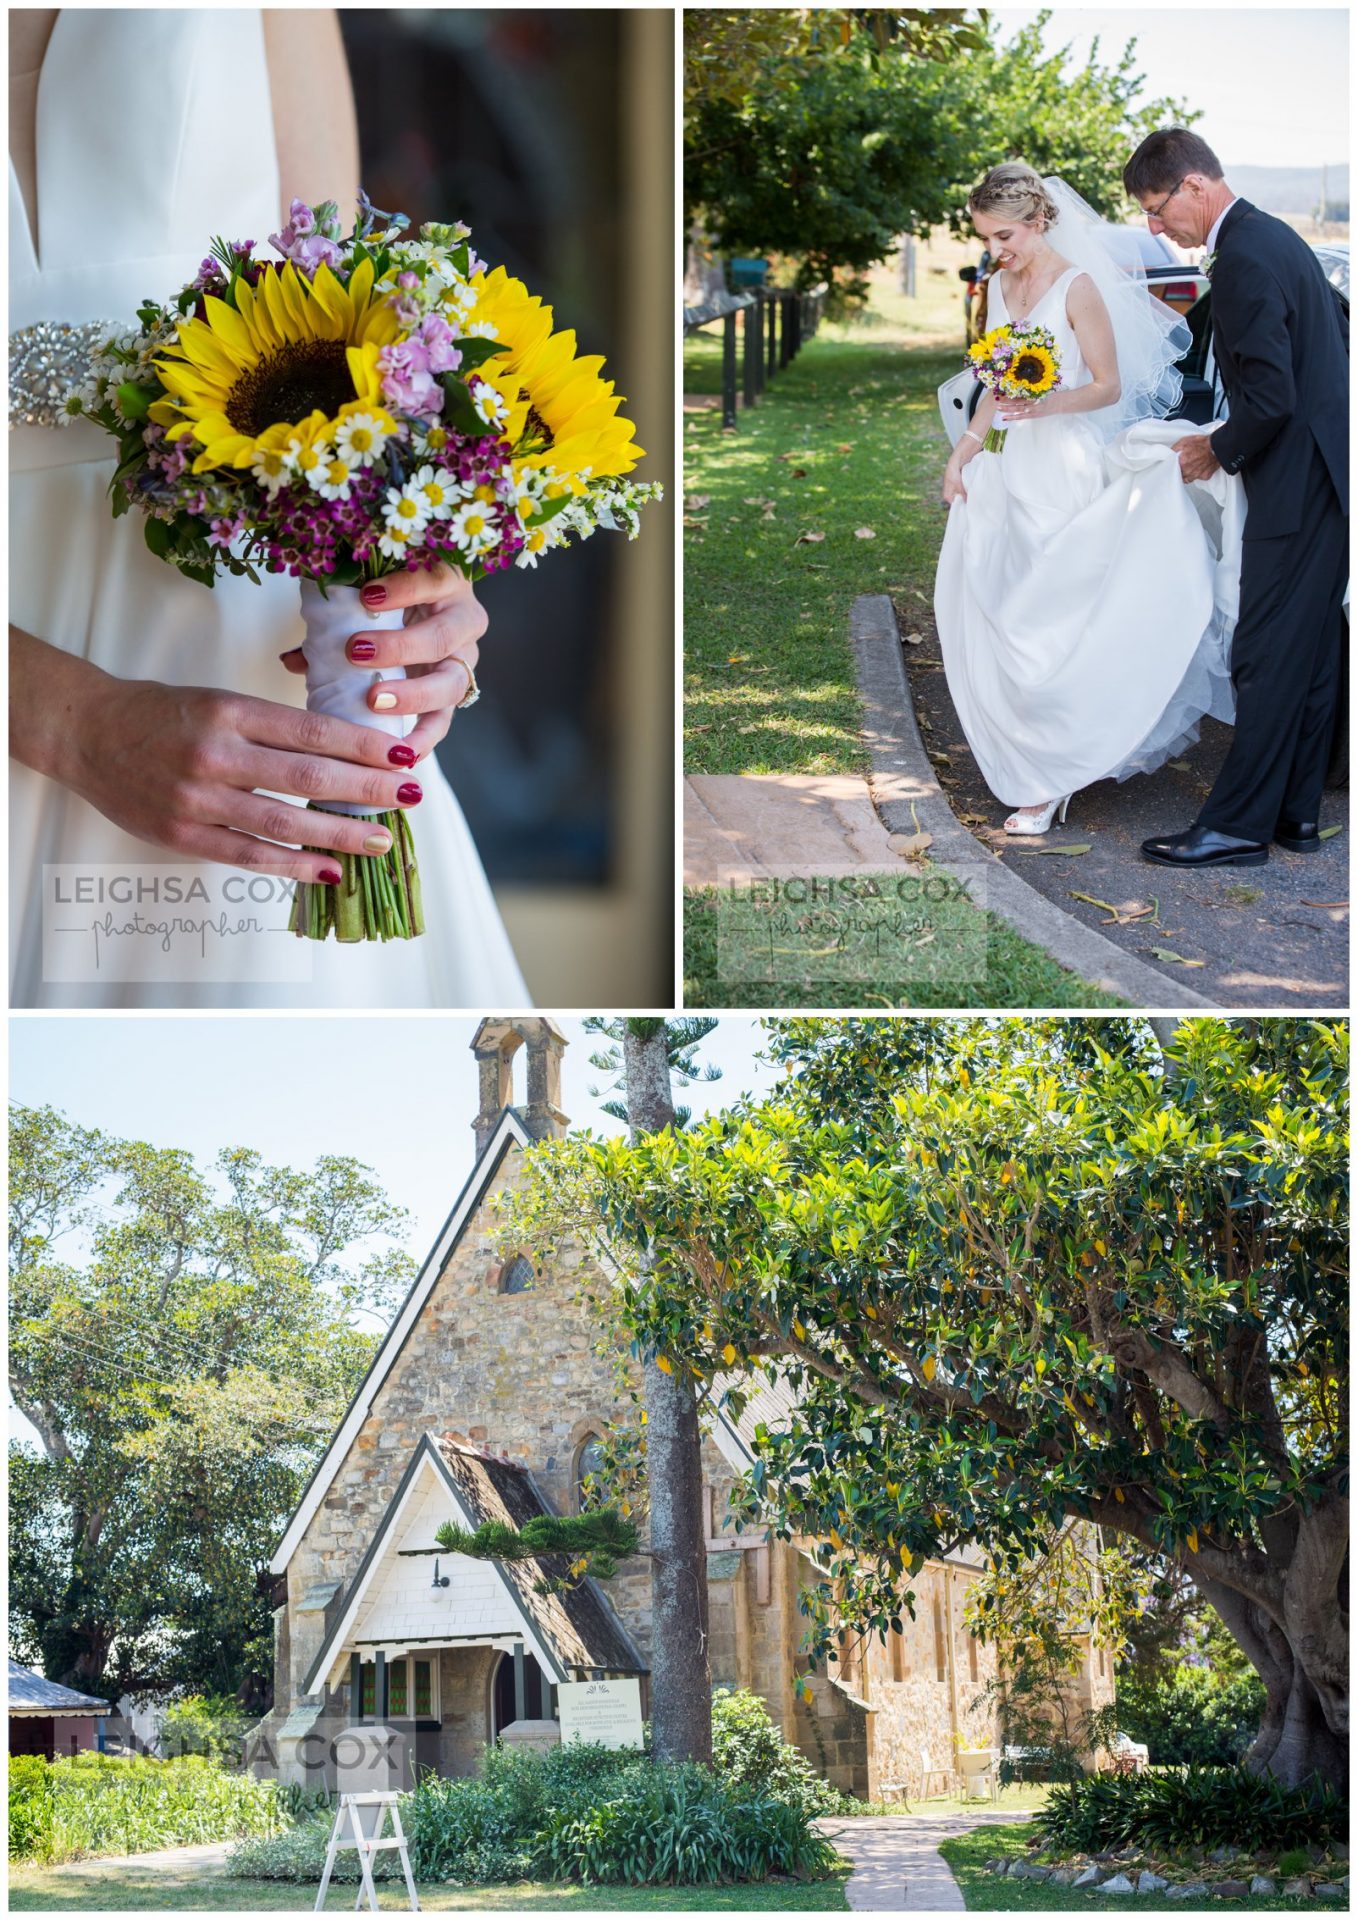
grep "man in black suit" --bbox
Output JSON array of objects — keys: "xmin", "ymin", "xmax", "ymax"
[{"xmin": 1123, "ymin": 128, "xmax": 1349, "ymax": 868}]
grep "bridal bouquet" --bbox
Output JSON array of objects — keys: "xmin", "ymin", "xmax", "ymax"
[
  {"xmin": 67, "ymin": 195, "xmax": 662, "ymax": 943},
  {"xmin": 966, "ymin": 321, "xmax": 1061, "ymax": 452}
]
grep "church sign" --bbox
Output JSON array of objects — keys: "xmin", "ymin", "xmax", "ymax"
[{"xmin": 556, "ymin": 1678, "xmax": 644, "ymax": 1750}]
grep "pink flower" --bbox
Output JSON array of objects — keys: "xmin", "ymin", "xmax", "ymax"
[
  {"xmin": 379, "ymin": 340, "xmax": 443, "ymax": 418},
  {"xmin": 288, "ymin": 199, "xmax": 316, "ymax": 237},
  {"xmin": 417, "ymin": 313, "xmax": 463, "ymax": 375}
]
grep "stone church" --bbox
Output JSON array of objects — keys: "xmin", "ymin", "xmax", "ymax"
[{"xmin": 254, "ymin": 1019, "xmax": 1112, "ymax": 1800}]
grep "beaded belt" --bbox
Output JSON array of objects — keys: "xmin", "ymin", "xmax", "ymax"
[{"xmin": 9, "ymin": 320, "xmax": 123, "ymax": 429}]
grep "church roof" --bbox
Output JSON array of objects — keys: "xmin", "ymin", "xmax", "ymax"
[
  {"xmin": 300, "ymin": 1433, "xmax": 646, "ymax": 1694},
  {"xmin": 435, "ymin": 1439, "xmax": 646, "ymax": 1677},
  {"xmin": 8, "ymin": 1660, "xmax": 109, "ymax": 1716}
]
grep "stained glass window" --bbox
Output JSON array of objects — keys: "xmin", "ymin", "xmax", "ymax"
[
  {"xmin": 388, "ymin": 1662, "xmax": 408, "ymax": 1718},
  {"xmin": 414, "ymin": 1660, "xmax": 434, "ymax": 1718},
  {"xmin": 360, "ymin": 1664, "xmax": 375, "ymax": 1717}
]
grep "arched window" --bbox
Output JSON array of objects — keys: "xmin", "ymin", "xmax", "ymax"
[
  {"xmin": 500, "ymin": 1254, "xmax": 535, "ymax": 1295},
  {"xmin": 575, "ymin": 1434, "xmax": 607, "ymax": 1511}
]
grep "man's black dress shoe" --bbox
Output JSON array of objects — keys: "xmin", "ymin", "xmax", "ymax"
[
  {"xmin": 1141, "ymin": 826, "xmax": 1269, "ymax": 868},
  {"xmin": 1274, "ymin": 818, "xmax": 1322, "ymax": 853}
]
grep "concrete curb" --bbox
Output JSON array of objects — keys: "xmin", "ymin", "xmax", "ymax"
[{"xmin": 850, "ymin": 595, "xmax": 1220, "ymax": 1009}]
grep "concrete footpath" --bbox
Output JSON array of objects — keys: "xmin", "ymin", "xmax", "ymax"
[
  {"xmin": 815, "ymin": 1809, "xmax": 1031, "ymax": 1912},
  {"xmin": 900, "ymin": 595, "xmax": 1348, "ymax": 1007}
]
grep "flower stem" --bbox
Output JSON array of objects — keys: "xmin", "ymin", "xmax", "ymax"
[
  {"xmin": 983, "ymin": 426, "xmax": 1007, "ymax": 453},
  {"xmin": 289, "ymin": 808, "xmax": 425, "ymax": 941}
]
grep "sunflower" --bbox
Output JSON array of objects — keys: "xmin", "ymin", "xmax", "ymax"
[
  {"xmin": 465, "ymin": 266, "xmax": 644, "ymax": 482},
  {"xmin": 1008, "ymin": 344, "xmax": 1058, "ymax": 394},
  {"xmin": 149, "ymin": 258, "xmax": 401, "ymax": 473}
]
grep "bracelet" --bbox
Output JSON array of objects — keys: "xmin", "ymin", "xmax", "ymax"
[{"xmin": 961, "ymin": 429, "xmax": 984, "ymax": 447}]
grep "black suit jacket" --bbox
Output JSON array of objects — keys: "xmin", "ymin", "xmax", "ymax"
[{"xmin": 1208, "ymin": 199, "xmax": 1349, "ymax": 538}]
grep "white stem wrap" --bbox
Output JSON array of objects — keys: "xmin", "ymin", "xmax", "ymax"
[{"xmin": 298, "ymin": 580, "xmax": 411, "ymax": 818}]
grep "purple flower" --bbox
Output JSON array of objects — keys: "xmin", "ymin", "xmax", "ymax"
[
  {"xmin": 294, "ymin": 233, "xmax": 343, "ymax": 275},
  {"xmin": 288, "ymin": 199, "xmax": 316, "ymax": 237},
  {"xmin": 397, "ymin": 271, "xmax": 419, "ymax": 291}
]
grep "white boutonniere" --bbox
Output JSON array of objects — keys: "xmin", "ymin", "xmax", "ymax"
[{"xmin": 1203, "ymin": 250, "xmax": 1218, "ymax": 280}]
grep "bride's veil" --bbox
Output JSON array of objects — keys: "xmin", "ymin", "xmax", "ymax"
[{"xmin": 1042, "ymin": 176, "xmax": 1190, "ymax": 441}]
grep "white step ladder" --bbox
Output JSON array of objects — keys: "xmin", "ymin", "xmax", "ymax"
[{"xmin": 314, "ymin": 1791, "xmax": 419, "ymax": 1913}]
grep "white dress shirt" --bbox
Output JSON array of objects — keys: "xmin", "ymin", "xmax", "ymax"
[{"xmin": 1206, "ymin": 197, "xmax": 1240, "ymax": 256}]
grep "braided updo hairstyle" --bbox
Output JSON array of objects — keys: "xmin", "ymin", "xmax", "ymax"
[{"xmin": 967, "ymin": 163, "xmax": 1060, "ymax": 232}]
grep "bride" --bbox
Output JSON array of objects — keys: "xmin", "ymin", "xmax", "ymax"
[
  {"xmin": 934, "ymin": 163, "xmax": 1238, "ymax": 836},
  {"xmin": 9, "ymin": 8, "xmax": 530, "ymax": 1006}
]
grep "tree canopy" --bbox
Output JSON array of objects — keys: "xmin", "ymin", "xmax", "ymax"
[
  {"xmin": 686, "ymin": 12, "xmax": 1197, "ymax": 293},
  {"xmin": 501, "ymin": 1018, "xmax": 1348, "ymax": 1788},
  {"xmin": 8, "ymin": 1104, "xmax": 414, "ymax": 1700}
]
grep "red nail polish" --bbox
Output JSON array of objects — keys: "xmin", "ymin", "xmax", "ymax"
[
  {"xmin": 349, "ymin": 638, "xmax": 377, "ymax": 662},
  {"xmin": 396, "ymin": 782, "xmax": 423, "ymax": 805},
  {"xmin": 361, "ymin": 583, "xmax": 387, "ymax": 607},
  {"xmin": 318, "ymin": 867, "xmax": 343, "ymax": 884},
  {"xmin": 388, "ymin": 743, "xmax": 417, "ymax": 767}
]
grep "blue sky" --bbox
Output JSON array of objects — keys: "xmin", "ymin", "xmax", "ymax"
[{"xmin": 990, "ymin": 6, "xmax": 1348, "ymax": 170}]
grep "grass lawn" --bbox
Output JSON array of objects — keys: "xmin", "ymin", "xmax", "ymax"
[
  {"xmin": 683, "ymin": 253, "xmax": 967, "ymax": 780},
  {"xmin": 8, "ymin": 1860, "xmax": 852, "ymax": 1912},
  {"xmin": 939, "ymin": 1823, "xmax": 1326, "ymax": 1913},
  {"xmin": 683, "ymin": 879, "xmax": 1127, "ymax": 1009}
]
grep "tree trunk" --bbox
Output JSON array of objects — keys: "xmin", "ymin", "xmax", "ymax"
[
  {"xmin": 1195, "ymin": 1571, "xmax": 1348, "ymax": 1789},
  {"xmin": 623, "ymin": 1024, "xmax": 713, "ymax": 1766}
]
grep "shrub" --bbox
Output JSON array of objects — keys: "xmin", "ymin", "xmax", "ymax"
[
  {"xmin": 9, "ymin": 1756, "xmax": 54, "ymax": 1864},
  {"xmin": 1114, "ymin": 1665, "xmax": 1266, "ymax": 1768},
  {"xmin": 157, "ymin": 1693, "xmax": 253, "ymax": 1762},
  {"xmin": 8, "ymin": 1751, "xmax": 286, "ymax": 1864},
  {"xmin": 710, "ymin": 1687, "xmax": 838, "ymax": 1816},
  {"xmin": 409, "ymin": 1743, "xmax": 645, "ymax": 1884},
  {"xmin": 542, "ymin": 1761, "xmax": 838, "ymax": 1886},
  {"xmin": 228, "ymin": 1815, "xmax": 402, "ymax": 1884},
  {"xmin": 1035, "ymin": 1767, "xmax": 1348, "ymax": 1857}
]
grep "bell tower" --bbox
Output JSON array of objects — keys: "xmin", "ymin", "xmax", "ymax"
[{"xmin": 470, "ymin": 1019, "xmax": 569, "ymax": 1159}]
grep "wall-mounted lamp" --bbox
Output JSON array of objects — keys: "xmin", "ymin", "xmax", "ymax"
[{"xmin": 431, "ymin": 1559, "xmax": 451, "ymax": 1590}]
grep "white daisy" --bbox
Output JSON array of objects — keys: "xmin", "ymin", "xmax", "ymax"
[
  {"xmin": 463, "ymin": 321, "xmax": 499, "ymax": 341},
  {"xmin": 292, "ymin": 438, "xmax": 331, "ymax": 487},
  {"xmin": 471, "ymin": 382, "xmax": 511, "ymax": 432},
  {"xmin": 377, "ymin": 524, "xmax": 418, "ymax": 561},
  {"xmin": 335, "ymin": 412, "xmax": 390, "ymax": 468},
  {"xmin": 314, "ymin": 452, "xmax": 355, "ymax": 502},
  {"xmin": 447, "ymin": 499, "xmax": 498, "ymax": 558},
  {"xmin": 411, "ymin": 464, "xmax": 459, "ymax": 521},
  {"xmin": 250, "ymin": 443, "xmax": 294, "ymax": 497},
  {"xmin": 384, "ymin": 483, "xmax": 432, "ymax": 534}
]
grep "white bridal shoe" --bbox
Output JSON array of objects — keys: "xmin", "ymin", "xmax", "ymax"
[{"xmin": 1004, "ymin": 795, "xmax": 1072, "ymax": 835}]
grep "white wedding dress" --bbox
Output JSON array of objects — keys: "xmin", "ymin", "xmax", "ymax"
[
  {"xmin": 934, "ymin": 263, "xmax": 1239, "ymax": 809},
  {"xmin": 9, "ymin": 9, "xmax": 531, "ymax": 1008}
]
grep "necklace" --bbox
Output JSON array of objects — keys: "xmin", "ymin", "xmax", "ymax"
[{"xmin": 1004, "ymin": 246, "xmax": 1061, "ymax": 322}]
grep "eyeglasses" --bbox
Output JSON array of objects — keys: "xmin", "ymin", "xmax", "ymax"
[{"xmin": 1145, "ymin": 178, "xmax": 1187, "ymax": 221}]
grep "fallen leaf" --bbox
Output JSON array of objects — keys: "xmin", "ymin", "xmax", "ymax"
[
  {"xmin": 835, "ymin": 443, "xmax": 854, "ymax": 452},
  {"xmin": 1300, "ymin": 899, "xmax": 1349, "ymax": 909},
  {"xmin": 1017, "ymin": 843, "xmax": 1093, "ymax": 857},
  {"xmin": 791, "ymin": 468, "xmax": 808, "ymax": 478},
  {"xmin": 854, "ymin": 526, "xmax": 876, "ymax": 539},
  {"xmin": 684, "ymin": 493, "xmax": 711, "ymax": 511},
  {"xmin": 1319, "ymin": 825, "xmax": 1344, "ymax": 839},
  {"xmin": 1069, "ymin": 891, "xmax": 1159, "ymax": 926},
  {"xmin": 682, "ymin": 515, "xmax": 708, "ymax": 528},
  {"xmin": 903, "ymin": 631, "xmax": 925, "ymax": 646},
  {"xmin": 1151, "ymin": 947, "xmax": 1206, "ymax": 968},
  {"xmin": 889, "ymin": 831, "xmax": 933, "ymax": 859},
  {"xmin": 1168, "ymin": 758, "xmax": 1192, "ymax": 773},
  {"xmin": 795, "ymin": 530, "xmax": 826, "ymax": 545}
]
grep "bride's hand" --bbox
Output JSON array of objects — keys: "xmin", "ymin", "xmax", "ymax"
[
  {"xmin": 39, "ymin": 654, "xmax": 427, "ymax": 884},
  {"xmin": 995, "ymin": 393, "xmax": 1053, "ymax": 425},
  {"xmin": 943, "ymin": 447, "xmax": 973, "ymax": 504},
  {"xmin": 280, "ymin": 562, "xmax": 486, "ymax": 763}
]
